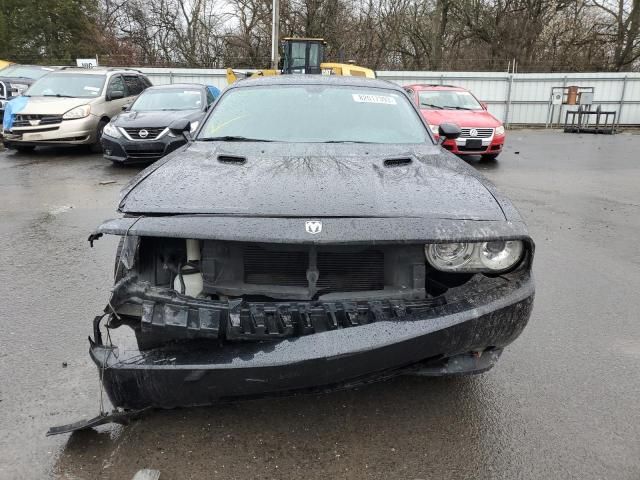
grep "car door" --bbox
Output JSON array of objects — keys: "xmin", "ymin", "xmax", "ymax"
[{"xmin": 104, "ymin": 74, "xmax": 128, "ymax": 117}]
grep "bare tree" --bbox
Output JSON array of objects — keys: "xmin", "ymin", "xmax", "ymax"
[
  {"xmin": 87, "ymin": 0, "xmax": 640, "ymax": 71},
  {"xmin": 592, "ymin": 0, "xmax": 640, "ymax": 70}
]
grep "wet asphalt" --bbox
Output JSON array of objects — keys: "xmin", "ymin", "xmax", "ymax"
[{"xmin": 0, "ymin": 131, "xmax": 639, "ymax": 479}]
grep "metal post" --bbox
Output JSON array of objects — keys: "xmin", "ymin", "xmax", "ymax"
[
  {"xmin": 504, "ymin": 74, "xmax": 514, "ymax": 127},
  {"xmin": 169, "ymin": 71, "xmax": 174, "ymax": 84},
  {"xmin": 271, "ymin": 0, "xmax": 280, "ymax": 70},
  {"xmin": 545, "ymin": 88, "xmax": 554, "ymax": 128},
  {"xmin": 558, "ymin": 76, "xmax": 567, "ymax": 126},
  {"xmin": 615, "ymin": 75, "xmax": 627, "ymax": 131}
]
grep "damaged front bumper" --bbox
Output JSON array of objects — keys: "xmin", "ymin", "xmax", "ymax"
[{"xmin": 91, "ymin": 269, "xmax": 534, "ymax": 409}]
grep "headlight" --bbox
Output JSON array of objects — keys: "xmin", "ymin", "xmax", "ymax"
[
  {"xmin": 62, "ymin": 105, "xmax": 91, "ymax": 120},
  {"xmin": 102, "ymin": 122, "xmax": 121, "ymax": 138},
  {"xmin": 425, "ymin": 240, "xmax": 523, "ymax": 273},
  {"xmin": 495, "ymin": 125, "xmax": 505, "ymax": 136},
  {"xmin": 429, "ymin": 124, "xmax": 439, "ymax": 134},
  {"xmin": 189, "ymin": 121, "xmax": 199, "ymax": 133}
]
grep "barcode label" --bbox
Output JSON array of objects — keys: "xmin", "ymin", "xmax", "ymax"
[{"xmin": 352, "ymin": 94, "xmax": 397, "ymax": 105}]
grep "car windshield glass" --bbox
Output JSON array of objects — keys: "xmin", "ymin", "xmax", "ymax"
[
  {"xmin": 0, "ymin": 65, "xmax": 54, "ymax": 79},
  {"xmin": 198, "ymin": 85, "xmax": 430, "ymax": 144},
  {"xmin": 26, "ymin": 73, "xmax": 106, "ymax": 98},
  {"xmin": 418, "ymin": 90, "xmax": 483, "ymax": 110},
  {"xmin": 132, "ymin": 89, "xmax": 203, "ymax": 111}
]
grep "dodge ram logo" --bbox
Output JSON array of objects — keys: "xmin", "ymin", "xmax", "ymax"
[
  {"xmin": 138, "ymin": 129, "xmax": 149, "ymax": 138},
  {"xmin": 305, "ymin": 220, "xmax": 322, "ymax": 235}
]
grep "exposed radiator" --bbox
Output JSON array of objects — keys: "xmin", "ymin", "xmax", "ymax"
[{"xmin": 243, "ymin": 245, "xmax": 385, "ymax": 292}]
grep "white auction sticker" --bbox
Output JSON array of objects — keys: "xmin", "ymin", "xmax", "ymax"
[{"xmin": 352, "ymin": 94, "xmax": 397, "ymax": 105}]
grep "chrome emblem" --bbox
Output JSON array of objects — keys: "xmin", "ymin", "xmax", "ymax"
[
  {"xmin": 29, "ymin": 120, "xmax": 41, "ymax": 126},
  {"xmin": 138, "ymin": 129, "xmax": 149, "ymax": 138},
  {"xmin": 305, "ymin": 220, "xmax": 322, "ymax": 235},
  {"xmin": 469, "ymin": 128, "xmax": 478, "ymax": 137}
]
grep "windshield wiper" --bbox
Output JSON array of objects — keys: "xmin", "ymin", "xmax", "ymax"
[
  {"xmin": 322, "ymin": 140, "xmax": 374, "ymax": 144},
  {"xmin": 443, "ymin": 106, "xmax": 472, "ymax": 110},
  {"xmin": 198, "ymin": 135, "xmax": 274, "ymax": 142},
  {"xmin": 43, "ymin": 94, "xmax": 75, "ymax": 98},
  {"xmin": 420, "ymin": 103, "xmax": 444, "ymax": 109}
]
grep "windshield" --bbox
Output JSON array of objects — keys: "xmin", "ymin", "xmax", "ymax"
[
  {"xmin": 198, "ymin": 85, "xmax": 430, "ymax": 144},
  {"xmin": 0, "ymin": 65, "xmax": 54, "ymax": 80},
  {"xmin": 26, "ymin": 73, "xmax": 106, "ymax": 98},
  {"xmin": 418, "ymin": 90, "xmax": 483, "ymax": 110},
  {"xmin": 132, "ymin": 88, "xmax": 204, "ymax": 111}
]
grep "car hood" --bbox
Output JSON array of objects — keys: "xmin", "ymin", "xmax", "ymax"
[
  {"xmin": 420, "ymin": 109, "xmax": 501, "ymax": 127},
  {"xmin": 119, "ymin": 142, "xmax": 506, "ymax": 221},
  {"xmin": 15, "ymin": 96, "xmax": 93, "ymax": 114},
  {"xmin": 114, "ymin": 109, "xmax": 203, "ymax": 128}
]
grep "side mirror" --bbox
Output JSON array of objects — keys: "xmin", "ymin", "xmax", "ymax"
[
  {"xmin": 108, "ymin": 90, "xmax": 125, "ymax": 101},
  {"xmin": 480, "ymin": 102, "xmax": 488, "ymax": 110},
  {"xmin": 121, "ymin": 104, "xmax": 131, "ymax": 111},
  {"xmin": 438, "ymin": 123, "xmax": 461, "ymax": 144},
  {"xmin": 168, "ymin": 118, "xmax": 192, "ymax": 140}
]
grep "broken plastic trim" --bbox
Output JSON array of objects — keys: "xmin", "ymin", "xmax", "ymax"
[
  {"xmin": 107, "ymin": 273, "xmax": 449, "ymax": 341},
  {"xmin": 46, "ymin": 408, "xmax": 151, "ymax": 436}
]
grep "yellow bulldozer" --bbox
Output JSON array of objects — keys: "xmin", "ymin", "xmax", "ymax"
[{"xmin": 226, "ymin": 37, "xmax": 375, "ymax": 84}]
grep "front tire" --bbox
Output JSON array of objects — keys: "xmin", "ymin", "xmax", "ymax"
[{"xmin": 90, "ymin": 120, "xmax": 108, "ymax": 153}]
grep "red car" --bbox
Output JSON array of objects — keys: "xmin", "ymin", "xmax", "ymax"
[{"xmin": 404, "ymin": 84, "xmax": 505, "ymax": 160}]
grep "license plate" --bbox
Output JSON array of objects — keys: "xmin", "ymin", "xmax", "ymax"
[{"xmin": 466, "ymin": 139, "xmax": 482, "ymax": 148}]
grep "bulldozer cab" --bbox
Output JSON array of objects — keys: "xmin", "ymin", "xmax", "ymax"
[{"xmin": 280, "ymin": 38, "xmax": 326, "ymax": 75}]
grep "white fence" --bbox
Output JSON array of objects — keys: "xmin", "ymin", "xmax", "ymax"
[{"xmin": 137, "ymin": 67, "xmax": 640, "ymax": 126}]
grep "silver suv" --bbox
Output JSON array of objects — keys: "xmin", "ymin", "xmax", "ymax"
[{"xmin": 2, "ymin": 67, "xmax": 151, "ymax": 152}]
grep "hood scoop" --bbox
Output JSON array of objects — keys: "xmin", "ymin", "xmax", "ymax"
[
  {"xmin": 218, "ymin": 155, "xmax": 247, "ymax": 165},
  {"xmin": 383, "ymin": 157, "xmax": 413, "ymax": 168}
]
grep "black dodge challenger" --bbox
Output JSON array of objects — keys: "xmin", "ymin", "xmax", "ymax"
[{"xmin": 89, "ymin": 76, "xmax": 534, "ymax": 409}]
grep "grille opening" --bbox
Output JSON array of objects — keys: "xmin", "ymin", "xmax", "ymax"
[
  {"xmin": 458, "ymin": 145, "xmax": 487, "ymax": 152},
  {"xmin": 124, "ymin": 127, "xmax": 166, "ymax": 140},
  {"xmin": 384, "ymin": 157, "xmax": 412, "ymax": 167},
  {"xmin": 218, "ymin": 155, "xmax": 246, "ymax": 164},
  {"xmin": 460, "ymin": 127, "xmax": 494, "ymax": 138},
  {"xmin": 243, "ymin": 245, "xmax": 385, "ymax": 292},
  {"xmin": 13, "ymin": 114, "xmax": 63, "ymax": 127}
]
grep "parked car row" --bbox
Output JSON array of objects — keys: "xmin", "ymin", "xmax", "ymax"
[
  {"xmin": 0, "ymin": 64, "xmax": 220, "ymax": 161},
  {"xmin": 1, "ymin": 63, "xmax": 504, "ymax": 165}
]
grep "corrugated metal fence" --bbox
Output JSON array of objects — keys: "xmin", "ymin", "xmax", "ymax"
[{"xmin": 138, "ymin": 67, "xmax": 640, "ymax": 126}]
